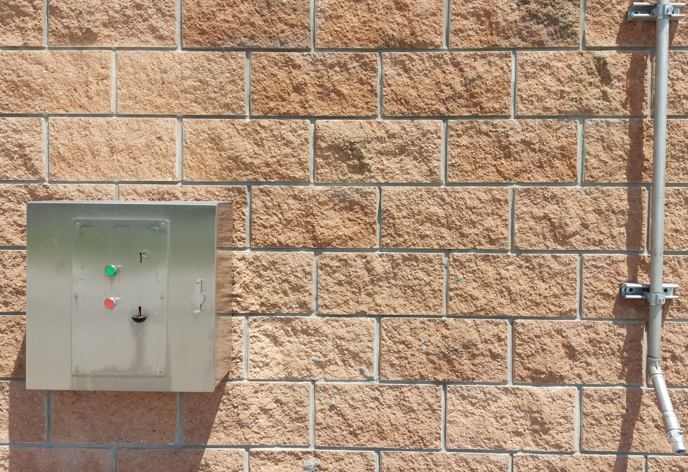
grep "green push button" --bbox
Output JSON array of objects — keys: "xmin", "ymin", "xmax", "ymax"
[{"xmin": 105, "ymin": 265, "xmax": 117, "ymax": 276}]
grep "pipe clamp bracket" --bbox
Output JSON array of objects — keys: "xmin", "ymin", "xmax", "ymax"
[
  {"xmin": 628, "ymin": 2, "xmax": 686, "ymax": 20},
  {"xmin": 620, "ymin": 282, "xmax": 678, "ymax": 303}
]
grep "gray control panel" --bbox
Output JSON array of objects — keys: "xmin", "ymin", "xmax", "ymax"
[{"xmin": 26, "ymin": 202, "xmax": 233, "ymax": 392}]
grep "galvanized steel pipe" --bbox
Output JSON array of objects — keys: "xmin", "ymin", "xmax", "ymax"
[{"xmin": 649, "ymin": 0, "xmax": 686, "ymax": 453}]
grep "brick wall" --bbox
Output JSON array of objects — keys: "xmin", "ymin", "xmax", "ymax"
[{"xmin": 1, "ymin": 0, "xmax": 688, "ymax": 470}]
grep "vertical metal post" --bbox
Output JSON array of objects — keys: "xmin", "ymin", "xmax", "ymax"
[{"xmin": 648, "ymin": 0, "xmax": 686, "ymax": 453}]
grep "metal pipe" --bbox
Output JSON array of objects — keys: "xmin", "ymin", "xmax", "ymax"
[{"xmin": 649, "ymin": 0, "xmax": 686, "ymax": 453}]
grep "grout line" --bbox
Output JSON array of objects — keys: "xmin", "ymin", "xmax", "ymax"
[
  {"xmin": 177, "ymin": 118, "xmax": 183, "ymax": 181},
  {"xmin": 580, "ymin": 0, "xmax": 587, "ymax": 50},
  {"xmin": 378, "ymin": 52, "xmax": 383, "ymax": 118},
  {"xmin": 374, "ymin": 316, "xmax": 381, "ymax": 381},
  {"xmin": 648, "ymin": 50, "xmax": 654, "ymax": 119},
  {"xmin": 310, "ymin": 119, "xmax": 316, "ymax": 184},
  {"xmin": 509, "ymin": 453, "xmax": 514, "ymax": 472},
  {"xmin": 112, "ymin": 51, "xmax": 118, "ymax": 114},
  {"xmin": 441, "ymin": 383, "xmax": 447, "ymax": 451},
  {"xmin": 245, "ymin": 53, "xmax": 251, "ymax": 117},
  {"xmin": 313, "ymin": 251, "xmax": 319, "ymax": 316},
  {"xmin": 376, "ymin": 187, "xmax": 382, "ymax": 248},
  {"xmin": 575, "ymin": 386, "xmax": 582, "ymax": 452},
  {"xmin": 43, "ymin": 0, "xmax": 48, "ymax": 48},
  {"xmin": 115, "ymin": 184, "xmax": 120, "ymax": 200},
  {"xmin": 444, "ymin": 0, "xmax": 451, "ymax": 49},
  {"xmin": 507, "ymin": 320, "xmax": 514, "ymax": 385},
  {"xmin": 243, "ymin": 316, "xmax": 249, "ymax": 380},
  {"xmin": 244, "ymin": 448, "xmax": 250, "ymax": 472},
  {"xmin": 442, "ymin": 120, "xmax": 448, "ymax": 186},
  {"xmin": 46, "ymin": 390, "xmax": 52, "ymax": 443},
  {"xmin": 246, "ymin": 185, "xmax": 252, "ymax": 248},
  {"xmin": 645, "ymin": 455, "xmax": 649, "ymax": 472},
  {"xmin": 175, "ymin": 392, "xmax": 184, "ymax": 445},
  {"xmin": 310, "ymin": 0, "xmax": 316, "ymax": 51},
  {"xmin": 113, "ymin": 447, "xmax": 118, "ymax": 472},
  {"xmin": 310, "ymin": 381, "xmax": 316, "ymax": 448},
  {"xmin": 511, "ymin": 51, "xmax": 517, "ymax": 118},
  {"xmin": 43, "ymin": 117, "xmax": 49, "ymax": 182},
  {"xmin": 375, "ymin": 450, "xmax": 381, "ymax": 472},
  {"xmin": 578, "ymin": 119, "xmax": 585, "ymax": 185},
  {"xmin": 509, "ymin": 187, "xmax": 516, "ymax": 251},
  {"xmin": 577, "ymin": 254, "xmax": 583, "ymax": 320},
  {"xmin": 443, "ymin": 252, "xmax": 449, "ymax": 318},
  {"xmin": 176, "ymin": 0, "xmax": 182, "ymax": 51}
]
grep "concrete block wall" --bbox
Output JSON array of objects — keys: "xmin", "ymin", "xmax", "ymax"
[{"xmin": 1, "ymin": 0, "xmax": 688, "ymax": 470}]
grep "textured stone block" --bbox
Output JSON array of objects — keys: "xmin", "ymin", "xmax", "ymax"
[
  {"xmin": 662, "ymin": 322, "xmax": 688, "ymax": 386},
  {"xmin": 49, "ymin": 0, "xmax": 176, "ymax": 46},
  {"xmin": 383, "ymin": 52, "xmax": 512, "ymax": 116},
  {"xmin": 52, "ymin": 391, "xmax": 177, "ymax": 444},
  {"xmin": 513, "ymin": 454, "xmax": 644, "ymax": 472},
  {"xmin": 582, "ymin": 255, "xmax": 688, "ymax": 319},
  {"xmin": 0, "ymin": 316, "xmax": 25, "ymax": 378},
  {"xmin": 118, "ymin": 185, "xmax": 247, "ymax": 247},
  {"xmin": 648, "ymin": 456, "xmax": 688, "ymax": 472},
  {"xmin": 184, "ymin": 383, "xmax": 310, "ymax": 446},
  {"xmin": 0, "ymin": 448, "xmax": 112, "ymax": 472},
  {"xmin": 451, "ymin": 0, "xmax": 580, "ymax": 47},
  {"xmin": 0, "ymin": 51, "xmax": 111, "ymax": 114},
  {"xmin": 318, "ymin": 252, "xmax": 444, "ymax": 315},
  {"xmin": 183, "ymin": 0, "xmax": 310, "ymax": 48},
  {"xmin": 316, "ymin": 384, "xmax": 442, "ymax": 448},
  {"xmin": 446, "ymin": 386, "xmax": 576, "ymax": 451},
  {"xmin": 0, "ymin": 118, "xmax": 44, "ymax": 180},
  {"xmin": 227, "ymin": 315, "xmax": 243, "ymax": 380},
  {"xmin": 513, "ymin": 321, "xmax": 644, "ymax": 384},
  {"xmin": 586, "ymin": 120, "xmax": 688, "ymax": 183},
  {"xmin": 586, "ymin": 0, "xmax": 688, "ymax": 47},
  {"xmin": 0, "ymin": 382, "xmax": 45, "ymax": 443},
  {"xmin": 251, "ymin": 450, "xmax": 375, "ymax": 472},
  {"xmin": 0, "ymin": 251, "xmax": 25, "ymax": 313},
  {"xmin": 217, "ymin": 251, "xmax": 313, "ymax": 314},
  {"xmin": 249, "ymin": 317, "xmax": 375, "ymax": 380},
  {"xmin": 380, "ymin": 318, "xmax": 509, "ymax": 382},
  {"xmin": 0, "ymin": 0, "xmax": 43, "ymax": 46},
  {"xmin": 448, "ymin": 120, "xmax": 578, "ymax": 183},
  {"xmin": 315, "ymin": 120, "xmax": 442, "ymax": 183},
  {"xmin": 50, "ymin": 118, "xmax": 177, "ymax": 182},
  {"xmin": 184, "ymin": 119, "xmax": 310, "ymax": 182},
  {"xmin": 517, "ymin": 52, "xmax": 649, "ymax": 116},
  {"xmin": 0, "ymin": 184, "xmax": 115, "ymax": 246},
  {"xmin": 381, "ymin": 187, "xmax": 510, "ymax": 249},
  {"xmin": 117, "ymin": 51, "xmax": 245, "ymax": 116},
  {"xmin": 317, "ymin": 0, "xmax": 444, "ymax": 49},
  {"xmin": 252, "ymin": 53, "xmax": 378, "ymax": 116},
  {"xmin": 582, "ymin": 388, "xmax": 688, "ymax": 452},
  {"xmin": 514, "ymin": 187, "xmax": 645, "ymax": 250},
  {"xmin": 382, "ymin": 452, "xmax": 509, "ymax": 472},
  {"xmin": 118, "ymin": 449, "xmax": 243, "ymax": 472},
  {"xmin": 449, "ymin": 254, "xmax": 578, "ymax": 317},
  {"xmin": 666, "ymin": 188, "xmax": 688, "ymax": 250},
  {"xmin": 251, "ymin": 186, "xmax": 377, "ymax": 248}
]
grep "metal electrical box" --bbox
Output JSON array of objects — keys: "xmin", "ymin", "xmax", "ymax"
[{"xmin": 25, "ymin": 202, "xmax": 233, "ymax": 392}]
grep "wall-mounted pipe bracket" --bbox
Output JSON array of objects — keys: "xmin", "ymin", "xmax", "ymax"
[
  {"xmin": 620, "ymin": 282, "xmax": 678, "ymax": 302},
  {"xmin": 628, "ymin": 2, "xmax": 686, "ymax": 21}
]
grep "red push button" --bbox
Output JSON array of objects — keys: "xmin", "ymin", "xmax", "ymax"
[{"xmin": 104, "ymin": 298, "xmax": 116, "ymax": 309}]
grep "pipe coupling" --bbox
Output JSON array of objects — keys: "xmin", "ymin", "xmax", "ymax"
[
  {"xmin": 649, "ymin": 358, "xmax": 664, "ymax": 377},
  {"xmin": 667, "ymin": 427, "xmax": 687, "ymax": 453},
  {"xmin": 648, "ymin": 291, "xmax": 666, "ymax": 305}
]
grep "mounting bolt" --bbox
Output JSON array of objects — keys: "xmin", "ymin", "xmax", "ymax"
[{"xmin": 75, "ymin": 367, "xmax": 79, "ymax": 372}]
